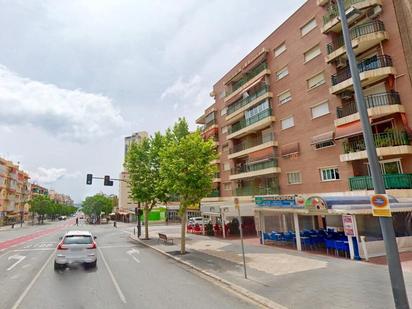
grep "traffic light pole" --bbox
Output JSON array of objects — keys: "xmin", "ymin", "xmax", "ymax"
[{"xmin": 337, "ymin": 1, "xmax": 409, "ymax": 308}]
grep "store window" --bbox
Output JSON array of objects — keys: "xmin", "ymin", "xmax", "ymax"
[
  {"xmin": 301, "ymin": 18, "xmax": 317, "ymax": 36},
  {"xmin": 320, "ymin": 167, "xmax": 340, "ymax": 181},
  {"xmin": 287, "ymin": 171, "xmax": 302, "ymax": 184}
]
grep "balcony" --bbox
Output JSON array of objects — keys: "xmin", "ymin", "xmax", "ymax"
[
  {"xmin": 203, "ymin": 119, "xmax": 217, "ymax": 132},
  {"xmin": 224, "ymin": 62, "xmax": 271, "ymax": 103},
  {"xmin": 322, "ymin": 0, "xmax": 382, "ymax": 33},
  {"xmin": 229, "ymin": 158, "xmax": 280, "ymax": 180},
  {"xmin": 317, "ymin": 0, "xmax": 329, "ymax": 5},
  {"xmin": 326, "ymin": 20, "xmax": 388, "ymax": 63},
  {"xmin": 340, "ymin": 130, "xmax": 412, "ymax": 162},
  {"xmin": 235, "ymin": 185, "xmax": 279, "ymax": 196},
  {"xmin": 330, "ymin": 55, "xmax": 395, "ymax": 94},
  {"xmin": 335, "ymin": 92, "xmax": 404, "ymax": 126},
  {"xmin": 213, "ymin": 172, "xmax": 221, "ymax": 183},
  {"xmin": 229, "ymin": 136, "xmax": 277, "ymax": 159},
  {"xmin": 227, "ymin": 109, "xmax": 275, "ymax": 140},
  {"xmin": 349, "ymin": 174, "xmax": 412, "ymax": 190},
  {"xmin": 226, "ymin": 84, "xmax": 272, "ymax": 123},
  {"xmin": 206, "ymin": 189, "xmax": 220, "ymax": 198}
]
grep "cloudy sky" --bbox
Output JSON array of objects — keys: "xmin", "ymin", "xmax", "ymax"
[{"xmin": 0, "ymin": 0, "xmax": 305, "ymax": 203}]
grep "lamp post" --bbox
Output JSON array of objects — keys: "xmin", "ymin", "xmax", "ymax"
[
  {"xmin": 234, "ymin": 198, "xmax": 247, "ymax": 279},
  {"xmin": 336, "ymin": 1, "xmax": 409, "ymax": 308}
]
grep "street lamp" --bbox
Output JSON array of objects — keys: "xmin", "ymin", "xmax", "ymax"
[{"xmin": 336, "ymin": 1, "xmax": 409, "ymax": 308}]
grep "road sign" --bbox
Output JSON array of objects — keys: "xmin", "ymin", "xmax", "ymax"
[{"xmin": 371, "ymin": 194, "xmax": 391, "ymax": 217}]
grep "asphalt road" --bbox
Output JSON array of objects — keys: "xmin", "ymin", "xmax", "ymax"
[{"xmin": 0, "ymin": 220, "xmax": 255, "ymax": 309}]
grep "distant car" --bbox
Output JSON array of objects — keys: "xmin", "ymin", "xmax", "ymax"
[
  {"xmin": 188, "ymin": 217, "xmax": 208, "ymax": 226},
  {"xmin": 58, "ymin": 215, "xmax": 67, "ymax": 221},
  {"xmin": 54, "ymin": 230, "xmax": 97, "ymax": 270}
]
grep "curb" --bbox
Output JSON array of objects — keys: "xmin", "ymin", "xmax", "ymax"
[{"xmin": 129, "ymin": 234, "xmax": 286, "ymax": 309}]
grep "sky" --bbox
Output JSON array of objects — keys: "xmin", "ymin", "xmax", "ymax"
[{"xmin": 0, "ymin": 0, "xmax": 306, "ymax": 203}]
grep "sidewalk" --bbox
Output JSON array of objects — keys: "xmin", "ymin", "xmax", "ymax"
[{"xmin": 131, "ymin": 225, "xmax": 412, "ymax": 309}]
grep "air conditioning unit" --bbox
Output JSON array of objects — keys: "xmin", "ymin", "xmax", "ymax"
[
  {"xmin": 340, "ymin": 91, "xmax": 353, "ymax": 100},
  {"xmin": 336, "ymin": 57, "xmax": 347, "ymax": 69},
  {"xmin": 367, "ymin": 5, "xmax": 383, "ymax": 19}
]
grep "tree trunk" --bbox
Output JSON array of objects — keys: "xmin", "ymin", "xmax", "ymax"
[
  {"xmin": 144, "ymin": 204, "xmax": 149, "ymax": 239},
  {"xmin": 180, "ymin": 208, "xmax": 187, "ymax": 255}
]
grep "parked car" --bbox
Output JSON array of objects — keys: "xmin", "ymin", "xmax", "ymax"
[
  {"xmin": 58, "ymin": 215, "xmax": 67, "ymax": 221},
  {"xmin": 54, "ymin": 230, "xmax": 97, "ymax": 270},
  {"xmin": 188, "ymin": 217, "xmax": 206, "ymax": 226}
]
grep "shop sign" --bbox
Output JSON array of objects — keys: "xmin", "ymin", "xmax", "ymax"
[
  {"xmin": 255, "ymin": 195, "xmax": 305, "ymax": 208},
  {"xmin": 371, "ymin": 194, "xmax": 391, "ymax": 217},
  {"xmin": 304, "ymin": 196, "xmax": 328, "ymax": 214},
  {"xmin": 342, "ymin": 215, "xmax": 355, "ymax": 237}
]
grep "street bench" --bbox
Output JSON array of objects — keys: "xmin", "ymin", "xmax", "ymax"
[{"xmin": 158, "ymin": 233, "xmax": 173, "ymax": 245}]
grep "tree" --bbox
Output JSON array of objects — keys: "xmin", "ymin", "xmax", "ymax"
[
  {"xmin": 160, "ymin": 119, "xmax": 217, "ymax": 254},
  {"xmin": 82, "ymin": 194, "xmax": 113, "ymax": 223},
  {"xmin": 125, "ymin": 132, "xmax": 169, "ymax": 239},
  {"xmin": 29, "ymin": 195, "xmax": 52, "ymax": 224}
]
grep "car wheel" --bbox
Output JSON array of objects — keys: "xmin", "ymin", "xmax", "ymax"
[{"xmin": 54, "ymin": 261, "xmax": 64, "ymax": 271}]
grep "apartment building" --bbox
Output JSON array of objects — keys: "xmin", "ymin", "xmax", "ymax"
[
  {"xmin": 0, "ymin": 157, "xmax": 31, "ymax": 224},
  {"xmin": 197, "ymin": 0, "xmax": 412, "ymax": 208},
  {"xmin": 118, "ymin": 131, "xmax": 149, "ymax": 217},
  {"xmin": 49, "ymin": 190, "xmax": 74, "ymax": 205}
]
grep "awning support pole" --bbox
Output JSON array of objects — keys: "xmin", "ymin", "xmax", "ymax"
[{"xmin": 293, "ymin": 213, "xmax": 302, "ymax": 251}]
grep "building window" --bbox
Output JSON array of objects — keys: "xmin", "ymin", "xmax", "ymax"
[
  {"xmin": 223, "ymin": 182, "xmax": 232, "ymax": 191},
  {"xmin": 304, "ymin": 44, "xmax": 321, "ymax": 63},
  {"xmin": 281, "ymin": 116, "xmax": 294, "ymax": 130},
  {"xmin": 220, "ymin": 107, "xmax": 227, "ymax": 116},
  {"xmin": 311, "ymin": 101, "xmax": 330, "ymax": 119},
  {"xmin": 320, "ymin": 167, "xmax": 340, "ymax": 181},
  {"xmin": 287, "ymin": 172, "xmax": 302, "ymax": 184},
  {"xmin": 307, "ymin": 72, "xmax": 325, "ymax": 90},
  {"xmin": 276, "ymin": 66, "xmax": 289, "ymax": 80},
  {"xmin": 278, "ymin": 90, "xmax": 292, "ymax": 105},
  {"xmin": 223, "ymin": 163, "xmax": 230, "ymax": 171},
  {"xmin": 274, "ymin": 42, "xmax": 286, "ymax": 57},
  {"xmin": 301, "ymin": 18, "xmax": 317, "ymax": 36},
  {"xmin": 222, "ymin": 144, "xmax": 229, "ymax": 153},
  {"xmin": 221, "ymin": 126, "xmax": 228, "ymax": 134},
  {"xmin": 245, "ymin": 100, "xmax": 269, "ymax": 120},
  {"xmin": 315, "ymin": 140, "xmax": 335, "ymax": 149}
]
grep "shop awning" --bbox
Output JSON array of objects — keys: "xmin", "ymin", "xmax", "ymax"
[
  {"xmin": 311, "ymin": 131, "xmax": 334, "ymax": 145},
  {"xmin": 334, "ymin": 120, "xmax": 363, "ymax": 140},
  {"xmin": 280, "ymin": 142, "xmax": 299, "ymax": 157}
]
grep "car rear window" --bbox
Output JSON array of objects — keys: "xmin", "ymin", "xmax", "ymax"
[{"xmin": 63, "ymin": 235, "xmax": 93, "ymax": 244}]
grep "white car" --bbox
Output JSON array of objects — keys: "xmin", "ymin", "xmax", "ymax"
[
  {"xmin": 55, "ymin": 230, "xmax": 97, "ymax": 270},
  {"xmin": 188, "ymin": 217, "xmax": 208, "ymax": 225}
]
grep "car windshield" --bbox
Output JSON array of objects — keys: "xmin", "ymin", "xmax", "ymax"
[{"xmin": 63, "ymin": 235, "xmax": 93, "ymax": 245}]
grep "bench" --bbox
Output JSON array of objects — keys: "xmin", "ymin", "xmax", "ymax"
[{"xmin": 158, "ymin": 233, "xmax": 173, "ymax": 245}]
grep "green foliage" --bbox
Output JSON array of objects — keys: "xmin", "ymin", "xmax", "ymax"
[
  {"xmin": 29, "ymin": 195, "xmax": 76, "ymax": 223},
  {"xmin": 82, "ymin": 194, "xmax": 113, "ymax": 217}
]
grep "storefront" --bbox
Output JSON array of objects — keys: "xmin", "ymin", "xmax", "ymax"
[{"xmin": 255, "ymin": 195, "xmax": 412, "ymax": 260}]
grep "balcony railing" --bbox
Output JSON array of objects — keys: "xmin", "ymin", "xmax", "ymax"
[
  {"xmin": 235, "ymin": 185, "xmax": 279, "ymax": 196},
  {"xmin": 349, "ymin": 173, "xmax": 412, "ymax": 190},
  {"xmin": 336, "ymin": 92, "xmax": 401, "ymax": 118},
  {"xmin": 206, "ymin": 189, "xmax": 220, "ymax": 198},
  {"xmin": 228, "ymin": 108, "xmax": 272, "ymax": 135},
  {"xmin": 327, "ymin": 20, "xmax": 385, "ymax": 54},
  {"xmin": 323, "ymin": 0, "xmax": 365, "ymax": 25},
  {"xmin": 204, "ymin": 119, "xmax": 216, "ymax": 130},
  {"xmin": 227, "ymin": 84, "xmax": 269, "ymax": 116},
  {"xmin": 226, "ymin": 62, "xmax": 268, "ymax": 96},
  {"xmin": 232, "ymin": 158, "xmax": 278, "ymax": 175},
  {"xmin": 343, "ymin": 130, "xmax": 409, "ymax": 153},
  {"xmin": 230, "ymin": 133, "xmax": 274, "ymax": 154},
  {"xmin": 331, "ymin": 55, "xmax": 393, "ymax": 86}
]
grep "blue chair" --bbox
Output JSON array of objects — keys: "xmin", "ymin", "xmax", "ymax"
[{"xmin": 325, "ymin": 239, "xmax": 337, "ymax": 255}]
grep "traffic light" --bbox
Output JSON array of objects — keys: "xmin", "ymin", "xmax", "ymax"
[
  {"xmin": 86, "ymin": 174, "xmax": 93, "ymax": 185},
  {"xmin": 104, "ymin": 175, "xmax": 113, "ymax": 186}
]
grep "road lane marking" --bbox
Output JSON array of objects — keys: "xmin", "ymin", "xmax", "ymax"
[
  {"xmin": 11, "ymin": 249, "xmax": 55, "ymax": 309},
  {"xmin": 126, "ymin": 248, "xmax": 140, "ymax": 264},
  {"xmin": 97, "ymin": 247, "xmax": 127, "ymax": 304},
  {"xmin": 12, "ymin": 248, "xmax": 54, "ymax": 252},
  {"xmin": 99, "ymin": 245, "xmax": 135, "ymax": 249},
  {"xmin": 7, "ymin": 255, "xmax": 26, "ymax": 271}
]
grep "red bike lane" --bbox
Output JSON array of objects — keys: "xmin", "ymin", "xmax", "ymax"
[{"xmin": 0, "ymin": 219, "xmax": 75, "ymax": 251}]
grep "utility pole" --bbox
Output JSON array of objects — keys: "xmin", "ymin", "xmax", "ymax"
[{"xmin": 336, "ymin": 1, "xmax": 409, "ymax": 308}]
